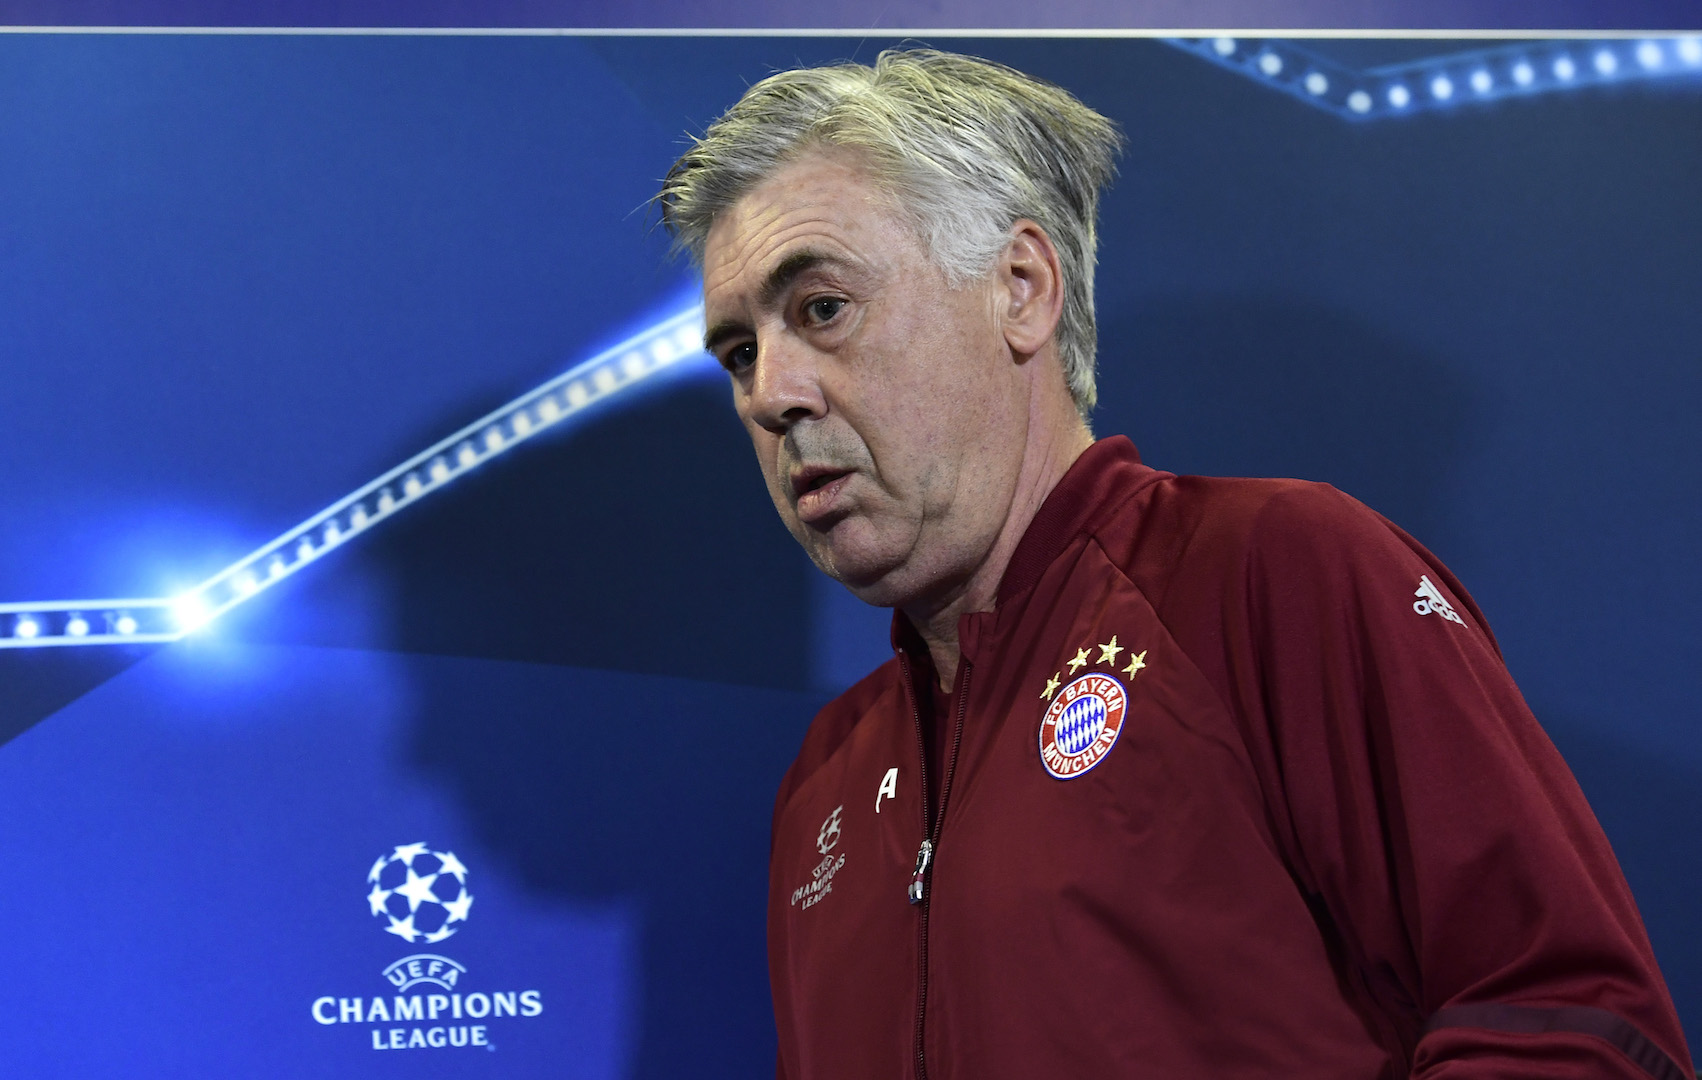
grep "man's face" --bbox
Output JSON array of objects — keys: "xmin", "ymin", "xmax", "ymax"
[{"xmin": 701, "ymin": 153, "xmax": 1034, "ymax": 610}]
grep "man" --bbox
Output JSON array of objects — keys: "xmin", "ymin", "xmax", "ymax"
[{"xmin": 659, "ymin": 49, "xmax": 1692, "ymax": 1079}]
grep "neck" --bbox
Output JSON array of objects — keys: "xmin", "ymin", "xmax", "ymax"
[{"xmin": 904, "ymin": 409, "xmax": 1092, "ymax": 692}]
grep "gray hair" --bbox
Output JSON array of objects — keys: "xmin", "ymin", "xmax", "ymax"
[{"xmin": 657, "ymin": 48, "xmax": 1123, "ymax": 418}]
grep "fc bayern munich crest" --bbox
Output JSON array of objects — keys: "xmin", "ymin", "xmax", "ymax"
[{"xmin": 1039, "ymin": 672, "xmax": 1129, "ymax": 779}]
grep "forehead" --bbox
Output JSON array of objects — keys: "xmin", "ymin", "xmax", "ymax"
[{"xmin": 702, "ymin": 153, "xmax": 916, "ymax": 302}]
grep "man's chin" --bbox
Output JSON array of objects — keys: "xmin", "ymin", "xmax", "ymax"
[
  {"xmin": 798, "ymin": 518, "xmax": 936, "ymax": 605},
  {"xmin": 807, "ymin": 541, "xmax": 902, "ymax": 603},
  {"xmin": 817, "ymin": 553, "xmax": 929, "ymax": 611}
]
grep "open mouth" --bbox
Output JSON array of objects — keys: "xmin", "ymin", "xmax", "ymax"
[
  {"xmin": 792, "ymin": 468, "xmax": 853, "ymax": 522},
  {"xmin": 792, "ymin": 466, "xmax": 849, "ymax": 499}
]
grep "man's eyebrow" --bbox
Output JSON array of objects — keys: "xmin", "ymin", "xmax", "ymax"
[{"xmin": 703, "ymin": 249, "xmax": 843, "ymax": 353}]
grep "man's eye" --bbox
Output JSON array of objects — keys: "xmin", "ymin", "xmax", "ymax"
[
  {"xmin": 804, "ymin": 297, "xmax": 846, "ymax": 324},
  {"xmin": 722, "ymin": 342, "xmax": 757, "ymax": 372}
]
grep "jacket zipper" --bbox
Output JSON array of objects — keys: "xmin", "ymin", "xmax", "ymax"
[
  {"xmin": 908, "ymin": 657, "xmax": 971, "ymax": 1080},
  {"xmin": 908, "ymin": 839, "xmax": 933, "ymax": 903}
]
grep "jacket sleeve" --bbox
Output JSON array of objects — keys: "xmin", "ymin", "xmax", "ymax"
[{"xmin": 1237, "ymin": 485, "xmax": 1692, "ymax": 1079}]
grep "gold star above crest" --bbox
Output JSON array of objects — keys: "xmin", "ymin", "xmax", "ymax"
[
  {"xmin": 1067, "ymin": 647, "xmax": 1091, "ymax": 674},
  {"xmin": 1097, "ymin": 635, "xmax": 1123, "ymax": 666},
  {"xmin": 1122, "ymin": 650, "xmax": 1148, "ymax": 680},
  {"xmin": 1040, "ymin": 673, "xmax": 1061, "ymax": 700}
]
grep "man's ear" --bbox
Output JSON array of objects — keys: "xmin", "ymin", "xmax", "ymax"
[{"xmin": 997, "ymin": 219, "xmax": 1066, "ymax": 359}]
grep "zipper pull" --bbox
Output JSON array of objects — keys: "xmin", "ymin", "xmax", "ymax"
[{"xmin": 908, "ymin": 839, "xmax": 934, "ymax": 905}]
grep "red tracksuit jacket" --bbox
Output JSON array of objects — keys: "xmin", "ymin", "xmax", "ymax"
[{"xmin": 767, "ymin": 437, "xmax": 1691, "ymax": 1080}]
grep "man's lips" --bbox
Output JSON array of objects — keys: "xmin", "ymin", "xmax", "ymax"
[{"xmin": 791, "ymin": 467, "xmax": 854, "ymax": 524}]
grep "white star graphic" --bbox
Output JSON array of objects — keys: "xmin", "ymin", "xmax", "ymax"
[
  {"xmin": 435, "ymin": 851, "xmax": 469, "ymax": 882},
  {"xmin": 394, "ymin": 867, "xmax": 441, "ymax": 912},
  {"xmin": 366, "ymin": 883, "xmax": 392, "ymax": 917},
  {"xmin": 423, "ymin": 924, "xmax": 457, "ymax": 944},
  {"xmin": 366, "ymin": 855, "xmax": 389, "ymax": 884},
  {"xmin": 384, "ymin": 913, "xmax": 419, "ymax": 943},
  {"xmin": 391, "ymin": 841, "xmax": 431, "ymax": 866},
  {"xmin": 441, "ymin": 891, "xmax": 474, "ymax": 924}
]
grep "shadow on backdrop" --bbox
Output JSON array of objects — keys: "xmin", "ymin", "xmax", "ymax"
[
  {"xmin": 397, "ymin": 658, "xmax": 825, "ymax": 1079},
  {"xmin": 223, "ymin": 374, "xmax": 813, "ymax": 690},
  {"xmin": 1538, "ymin": 706, "xmax": 1702, "ymax": 1048},
  {"xmin": 223, "ymin": 374, "xmax": 822, "ymax": 1076},
  {"xmin": 1097, "ymin": 295, "xmax": 1483, "ymax": 555},
  {"xmin": 0, "ymin": 646, "xmax": 154, "ymax": 748}
]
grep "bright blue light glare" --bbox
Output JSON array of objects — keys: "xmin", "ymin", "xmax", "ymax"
[
  {"xmin": 1258, "ymin": 52, "xmax": 1283, "ymax": 76},
  {"xmin": 1388, "ymin": 84, "xmax": 1411, "ymax": 108},
  {"xmin": 1471, "ymin": 70, "xmax": 1493, "ymax": 94},
  {"xmin": 1637, "ymin": 41, "xmax": 1665, "ymax": 70},
  {"xmin": 173, "ymin": 593, "xmax": 211, "ymax": 632},
  {"xmin": 1682, "ymin": 38, "xmax": 1702, "ymax": 66},
  {"xmin": 1594, "ymin": 49, "xmax": 1619, "ymax": 76},
  {"xmin": 0, "ymin": 304, "xmax": 711, "ymax": 648},
  {"xmin": 1554, "ymin": 55, "xmax": 1577, "ymax": 81},
  {"xmin": 1304, "ymin": 72, "xmax": 1328, "ymax": 95},
  {"xmin": 1212, "ymin": 37, "xmax": 1236, "ymax": 57},
  {"xmin": 1347, "ymin": 89, "xmax": 1372, "ymax": 113},
  {"xmin": 1431, "ymin": 75, "xmax": 1455, "ymax": 101},
  {"xmin": 1513, "ymin": 61, "xmax": 1535, "ymax": 86}
]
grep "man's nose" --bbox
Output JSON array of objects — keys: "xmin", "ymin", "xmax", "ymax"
[{"xmin": 745, "ymin": 339, "xmax": 827, "ymax": 433}]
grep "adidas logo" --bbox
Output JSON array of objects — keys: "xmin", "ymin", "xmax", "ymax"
[{"xmin": 1412, "ymin": 575, "xmax": 1464, "ymax": 626}]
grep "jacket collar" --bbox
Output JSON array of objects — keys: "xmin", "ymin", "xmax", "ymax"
[
  {"xmin": 995, "ymin": 435, "xmax": 1162, "ymax": 606},
  {"xmin": 890, "ymin": 435, "xmax": 1166, "ymax": 657}
]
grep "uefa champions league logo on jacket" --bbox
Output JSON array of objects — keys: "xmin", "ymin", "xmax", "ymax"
[{"xmin": 309, "ymin": 842, "xmax": 545, "ymax": 1052}]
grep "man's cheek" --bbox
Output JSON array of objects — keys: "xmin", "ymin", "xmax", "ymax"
[
  {"xmin": 758, "ymin": 459, "xmax": 798, "ymax": 525},
  {"xmin": 762, "ymin": 471, "xmax": 791, "ymax": 515},
  {"xmin": 742, "ymin": 429, "xmax": 781, "ymax": 490}
]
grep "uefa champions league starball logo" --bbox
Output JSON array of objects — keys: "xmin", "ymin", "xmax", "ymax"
[{"xmin": 366, "ymin": 842, "xmax": 475, "ymax": 945}]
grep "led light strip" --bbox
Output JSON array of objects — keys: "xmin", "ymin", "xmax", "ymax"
[
  {"xmin": 0, "ymin": 306, "xmax": 711, "ymax": 649},
  {"xmin": 1166, "ymin": 35, "xmax": 1702, "ymax": 120}
]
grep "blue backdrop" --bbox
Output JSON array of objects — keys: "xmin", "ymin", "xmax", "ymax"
[{"xmin": 1, "ymin": 29, "xmax": 1697, "ymax": 1077}]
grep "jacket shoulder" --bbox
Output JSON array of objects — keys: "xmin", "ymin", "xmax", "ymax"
[
  {"xmin": 1092, "ymin": 472, "xmax": 1397, "ymax": 580},
  {"xmin": 1092, "ymin": 472, "xmax": 1493, "ymax": 643},
  {"xmin": 1106, "ymin": 472, "xmax": 1375, "ymax": 544}
]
